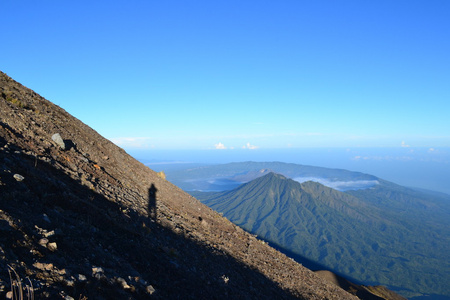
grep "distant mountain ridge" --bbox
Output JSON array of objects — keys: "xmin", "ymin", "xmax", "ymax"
[
  {"xmin": 166, "ymin": 161, "xmax": 380, "ymax": 192},
  {"xmin": 191, "ymin": 171, "xmax": 450, "ymax": 298}
]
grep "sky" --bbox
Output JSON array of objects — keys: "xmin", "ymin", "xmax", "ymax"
[{"xmin": 1, "ymin": 0, "xmax": 450, "ymax": 151}]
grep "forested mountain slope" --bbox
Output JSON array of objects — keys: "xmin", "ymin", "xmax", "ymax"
[{"xmin": 193, "ymin": 172, "xmax": 450, "ymax": 298}]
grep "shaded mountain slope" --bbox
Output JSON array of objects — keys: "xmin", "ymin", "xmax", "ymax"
[
  {"xmin": 194, "ymin": 172, "xmax": 450, "ymax": 298},
  {"xmin": 0, "ymin": 71, "xmax": 358, "ymax": 299}
]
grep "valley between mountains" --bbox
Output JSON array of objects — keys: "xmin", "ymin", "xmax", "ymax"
[{"xmin": 168, "ymin": 162, "xmax": 450, "ymax": 299}]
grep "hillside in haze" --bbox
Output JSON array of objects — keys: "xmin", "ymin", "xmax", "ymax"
[
  {"xmin": 166, "ymin": 161, "xmax": 380, "ymax": 192},
  {"xmin": 188, "ymin": 169, "xmax": 450, "ymax": 299},
  {"xmin": 0, "ymin": 71, "xmax": 363, "ymax": 299}
]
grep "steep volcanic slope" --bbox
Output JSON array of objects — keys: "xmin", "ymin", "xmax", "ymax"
[{"xmin": 0, "ymin": 71, "xmax": 357, "ymax": 299}]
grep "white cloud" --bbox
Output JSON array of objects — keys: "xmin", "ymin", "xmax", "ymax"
[
  {"xmin": 242, "ymin": 142, "xmax": 259, "ymax": 150},
  {"xmin": 293, "ymin": 177, "xmax": 379, "ymax": 191},
  {"xmin": 110, "ymin": 137, "xmax": 153, "ymax": 149},
  {"xmin": 214, "ymin": 142, "xmax": 227, "ymax": 149},
  {"xmin": 401, "ymin": 141, "xmax": 410, "ymax": 147}
]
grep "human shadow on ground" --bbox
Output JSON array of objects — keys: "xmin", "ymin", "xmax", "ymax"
[
  {"xmin": 0, "ymin": 136, "xmax": 301, "ymax": 299},
  {"xmin": 148, "ymin": 183, "xmax": 157, "ymax": 221}
]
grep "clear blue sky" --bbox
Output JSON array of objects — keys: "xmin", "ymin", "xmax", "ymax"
[{"xmin": 2, "ymin": 0, "xmax": 450, "ymax": 150}]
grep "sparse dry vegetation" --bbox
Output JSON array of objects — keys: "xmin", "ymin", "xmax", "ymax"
[{"xmin": 7, "ymin": 265, "xmax": 34, "ymax": 300}]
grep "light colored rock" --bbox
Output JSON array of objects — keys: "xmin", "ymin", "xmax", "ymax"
[
  {"xmin": 39, "ymin": 238, "xmax": 49, "ymax": 247},
  {"xmin": 47, "ymin": 242, "xmax": 58, "ymax": 252},
  {"xmin": 222, "ymin": 274, "xmax": 230, "ymax": 284},
  {"xmin": 116, "ymin": 277, "xmax": 130, "ymax": 289},
  {"xmin": 33, "ymin": 262, "xmax": 54, "ymax": 271},
  {"xmin": 92, "ymin": 266, "xmax": 104, "ymax": 274},
  {"xmin": 43, "ymin": 230, "xmax": 55, "ymax": 237},
  {"xmin": 146, "ymin": 285, "xmax": 156, "ymax": 295},
  {"xmin": 77, "ymin": 274, "xmax": 87, "ymax": 281},
  {"xmin": 13, "ymin": 174, "xmax": 24, "ymax": 182},
  {"xmin": 52, "ymin": 133, "xmax": 66, "ymax": 150},
  {"xmin": 64, "ymin": 279, "xmax": 75, "ymax": 287},
  {"xmin": 201, "ymin": 219, "xmax": 210, "ymax": 229}
]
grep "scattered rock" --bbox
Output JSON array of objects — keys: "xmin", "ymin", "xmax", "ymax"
[
  {"xmin": 201, "ymin": 219, "xmax": 210, "ymax": 229},
  {"xmin": 76, "ymin": 274, "xmax": 87, "ymax": 281},
  {"xmin": 13, "ymin": 174, "xmax": 24, "ymax": 181},
  {"xmin": 33, "ymin": 262, "xmax": 54, "ymax": 271},
  {"xmin": 222, "ymin": 274, "xmax": 230, "ymax": 284},
  {"xmin": 39, "ymin": 238, "xmax": 49, "ymax": 247},
  {"xmin": 35, "ymin": 225, "xmax": 57, "ymax": 237},
  {"xmin": 64, "ymin": 278, "xmax": 75, "ymax": 287},
  {"xmin": 47, "ymin": 242, "xmax": 58, "ymax": 252},
  {"xmin": 52, "ymin": 133, "xmax": 66, "ymax": 150},
  {"xmin": 44, "ymin": 230, "xmax": 55, "ymax": 237},
  {"xmin": 92, "ymin": 266, "xmax": 104, "ymax": 275},
  {"xmin": 146, "ymin": 285, "xmax": 156, "ymax": 295},
  {"xmin": 116, "ymin": 277, "xmax": 130, "ymax": 289}
]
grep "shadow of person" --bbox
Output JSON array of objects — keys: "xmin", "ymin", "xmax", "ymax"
[{"xmin": 148, "ymin": 183, "xmax": 158, "ymax": 221}]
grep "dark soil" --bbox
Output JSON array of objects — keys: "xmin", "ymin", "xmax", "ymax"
[{"xmin": 0, "ymin": 70, "xmax": 357, "ymax": 299}]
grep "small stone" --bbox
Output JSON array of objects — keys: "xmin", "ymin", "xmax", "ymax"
[
  {"xmin": 77, "ymin": 274, "xmax": 87, "ymax": 281},
  {"xmin": 33, "ymin": 262, "xmax": 53, "ymax": 271},
  {"xmin": 13, "ymin": 174, "xmax": 24, "ymax": 182},
  {"xmin": 52, "ymin": 133, "xmax": 66, "ymax": 150},
  {"xmin": 146, "ymin": 285, "xmax": 156, "ymax": 295},
  {"xmin": 92, "ymin": 266, "xmax": 104, "ymax": 275},
  {"xmin": 222, "ymin": 274, "xmax": 230, "ymax": 284},
  {"xmin": 39, "ymin": 238, "xmax": 49, "ymax": 247},
  {"xmin": 47, "ymin": 242, "xmax": 58, "ymax": 252},
  {"xmin": 201, "ymin": 219, "xmax": 209, "ymax": 229},
  {"xmin": 116, "ymin": 277, "xmax": 130, "ymax": 289},
  {"xmin": 64, "ymin": 279, "xmax": 75, "ymax": 287},
  {"xmin": 43, "ymin": 230, "xmax": 55, "ymax": 237}
]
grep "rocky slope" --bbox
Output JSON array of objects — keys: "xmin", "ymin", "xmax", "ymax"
[
  {"xmin": 0, "ymin": 70, "xmax": 358, "ymax": 299},
  {"xmin": 314, "ymin": 271, "xmax": 406, "ymax": 300}
]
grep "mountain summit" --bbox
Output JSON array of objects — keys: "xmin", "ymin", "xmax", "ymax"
[
  {"xmin": 194, "ymin": 171, "xmax": 450, "ymax": 298},
  {"xmin": 0, "ymin": 71, "xmax": 359, "ymax": 299}
]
